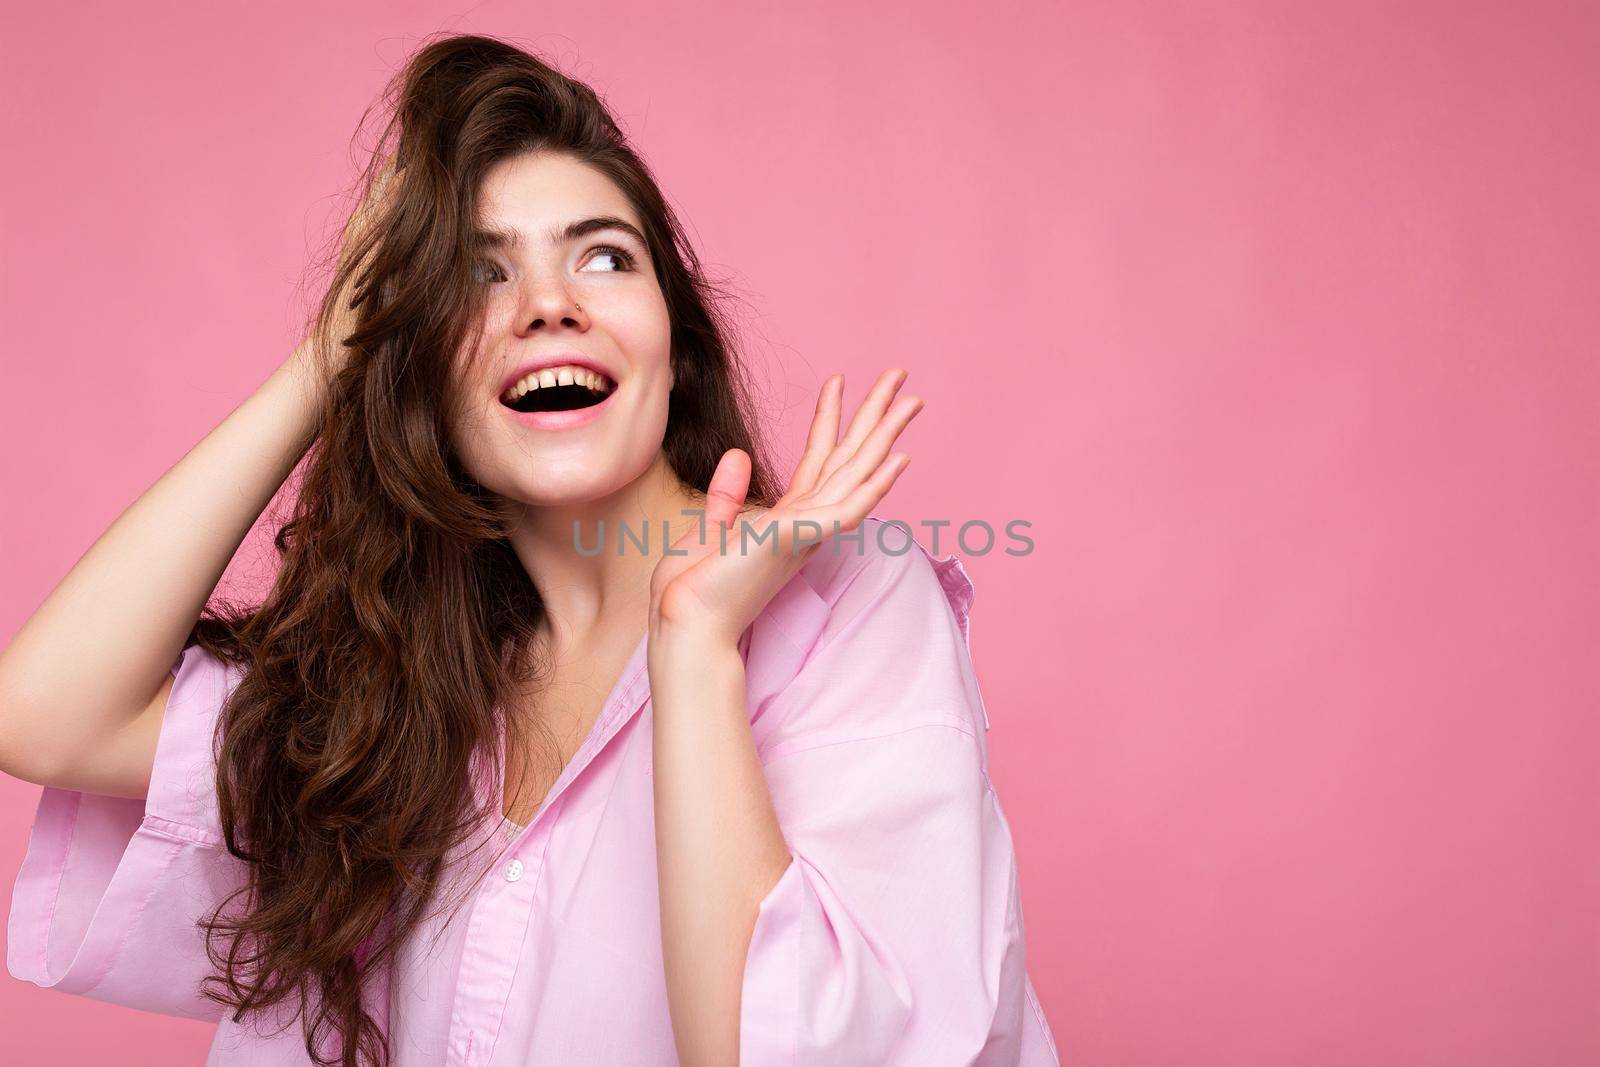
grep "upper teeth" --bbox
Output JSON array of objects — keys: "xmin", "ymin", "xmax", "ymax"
[{"xmin": 503, "ymin": 365, "xmax": 615, "ymax": 403}]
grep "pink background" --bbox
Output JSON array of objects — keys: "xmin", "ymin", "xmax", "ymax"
[{"xmin": 3, "ymin": 2, "xmax": 1596, "ymax": 1063}]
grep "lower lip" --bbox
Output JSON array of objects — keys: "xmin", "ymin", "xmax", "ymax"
[{"xmin": 500, "ymin": 384, "xmax": 619, "ymax": 431}]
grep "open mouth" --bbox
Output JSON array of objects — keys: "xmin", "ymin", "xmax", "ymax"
[{"xmin": 499, "ymin": 369, "xmax": 617, "ymax": 414}]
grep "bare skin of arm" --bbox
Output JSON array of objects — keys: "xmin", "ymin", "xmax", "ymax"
[
  {"xmin": 0, "ymin": 347, "xmax": 325, "ymax": 798},
  {"xmin": 0, "ymin": 161, "xmax": 393, "ymax": 799},
  {"xmin": 647, "ymin": 371, "xmax": 919, "ymax": 1063}
]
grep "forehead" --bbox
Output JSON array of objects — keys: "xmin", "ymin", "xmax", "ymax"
[{"xmin": 477, "ymin": 151, "xmax": 639, "ymax": 235}]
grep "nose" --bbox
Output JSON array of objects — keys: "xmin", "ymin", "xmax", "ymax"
[{"xmin": 513, "ymin": 278, "xmax": 590, "ymax": 336}]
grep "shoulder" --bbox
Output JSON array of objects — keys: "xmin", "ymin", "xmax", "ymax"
[
  {"xmin": 149, "ymin": 642, "xmax": 247, "ymax": 842},
  {"xmin": 790, "ymin": 515, "xmax": 976, "ymax": 648},
  {"xmin": 743, "ymin": 516, "xmax": 987, "ymax": 743},
  {"xmin": 167, "ymin": 641, "xmax": 248, "ymax": 734}
]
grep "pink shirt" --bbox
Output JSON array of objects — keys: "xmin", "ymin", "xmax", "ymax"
[{"xmin": 7, "ymin": 516, "xmax": 1061, "ymax": 1065}]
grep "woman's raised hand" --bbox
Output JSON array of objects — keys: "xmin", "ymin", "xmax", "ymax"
[
  {"xmin": 648, "ymin": 368, "xmax": 923, "ymax": 648},
  {"xmin": 329, "ymin": 155, "xmax": 400, "ymax": 353},
  {"xmin": 292, "ymin": 153, "xmax": 400, "ymax": 382}
]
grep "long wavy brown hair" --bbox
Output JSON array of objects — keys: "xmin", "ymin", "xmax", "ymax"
[{"xmin": 182, "ymin": 32, "xmax": 780, "ymax": 1066}]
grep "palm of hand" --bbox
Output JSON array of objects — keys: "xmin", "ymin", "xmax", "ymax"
[{"xmin": 649, "ymin": 369, "xmax": 923, "ymax": 647}]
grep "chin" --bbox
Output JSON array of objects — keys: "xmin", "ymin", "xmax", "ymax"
[{"xmin": 493, "ymin": 467, "xmax": 624, "ymax": 508}]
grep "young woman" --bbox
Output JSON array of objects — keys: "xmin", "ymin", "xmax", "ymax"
[{"xmin": 0, "ymin": 33, "xmax": 1059, "ymax": 1067}]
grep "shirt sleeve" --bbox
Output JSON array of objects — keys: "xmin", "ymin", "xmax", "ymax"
[
  {"xmin": 5, "ymin": 642, "xmax": 249, "ymax": 1021},
  {"xmin": 738, "ymin": 533, "xmax": 1040, "ymax": 1065}
]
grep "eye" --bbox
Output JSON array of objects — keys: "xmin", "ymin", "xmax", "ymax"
[
  {"xmin": 581, "ymin": 245, "xmax": 638, "ymax": 273},
  {"xmin": 472, "ymin": 259, "xmax": 508, "ymax": 284}
]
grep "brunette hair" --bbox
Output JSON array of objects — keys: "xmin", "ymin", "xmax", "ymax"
[{"xmin": 183, "ymin": 32, "xmax": 779, "ymax": 1066}]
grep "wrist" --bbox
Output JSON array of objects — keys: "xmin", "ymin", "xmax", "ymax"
[
  {"xmin": 647, "ymin": 631, "xmax": 744, "ymax": 720},
  {"xmin": 647, "ymin": 617, "xmax": 742, "ymax": 669}
]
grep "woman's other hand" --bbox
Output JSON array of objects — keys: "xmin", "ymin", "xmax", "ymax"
[{"xmin": 648, "ymin": 368, "xmax": 922, "ymax": 649}]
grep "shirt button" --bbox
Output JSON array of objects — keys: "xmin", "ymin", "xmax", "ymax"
[{"xmin": 504, "ymin": 858, "xmax": 524, "ymax": 882}]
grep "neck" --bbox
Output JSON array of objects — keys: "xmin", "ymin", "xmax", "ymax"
[{"xmin": 505, "ymin": 451, "xmax": 705, "ymax": 650}]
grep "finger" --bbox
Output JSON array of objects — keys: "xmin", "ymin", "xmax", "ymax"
[
  {"xmin": 787, "ymin": 374, "xmax": 843, "ymax": 497},
  {"xmin": 818, "ymin": 368, "xmax": 908, "ymax": 485},
  {"xmin": 818, "ymin": 452, "xmax": 912, "ymax": 532},
  {"xmin": 703, "ymin": 448, "xmax": 752, "ymax": 532},
  {"xmin": 814, "ymin": 392, "xmax": 923, "ymax": 505}
]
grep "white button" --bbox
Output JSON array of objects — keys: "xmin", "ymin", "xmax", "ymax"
[{"xmin": 504, "ymin": 858, "xmax": 524, "ymax": 882}]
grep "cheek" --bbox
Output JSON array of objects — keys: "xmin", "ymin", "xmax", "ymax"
[
  {"xmin": 443, "ymin": 384, "xmax": 517, "ymax": 466},
  {"xmin": 605, "ymin": 290, "xmax": 672, "ymax": 351}
]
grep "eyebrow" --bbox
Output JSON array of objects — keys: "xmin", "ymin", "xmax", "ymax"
[{"xmin": 472, "ymin": 215, "xmax": 648, "ymax": 253}]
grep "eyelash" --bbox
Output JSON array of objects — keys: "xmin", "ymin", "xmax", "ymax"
[
  {"xmin": 587, "ymin": 244, "xmax": 638, "ymax": 272},
  {"xmin": 476, "ymin": 245, "xmax": 638, "ymax": 283}
]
